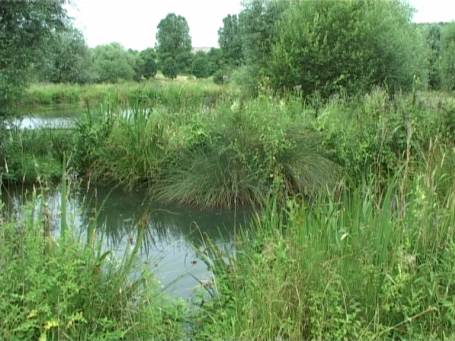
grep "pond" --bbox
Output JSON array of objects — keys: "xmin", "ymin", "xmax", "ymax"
[{"xmin": 1, "ymin": 184, "xmax": 250, "ymax": 299}]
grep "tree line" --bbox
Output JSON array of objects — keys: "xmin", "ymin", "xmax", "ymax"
[{"xmin": 1, "ymin": 0, "xmax": 455, "ymax": 110}]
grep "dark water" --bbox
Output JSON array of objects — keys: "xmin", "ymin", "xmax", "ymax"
[{"xmin": 1, "ymin": 184, "xmax": 249, "ymax": 299}]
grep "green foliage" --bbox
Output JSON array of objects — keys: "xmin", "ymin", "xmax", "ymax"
[
  {"xmin": 0, "ymin": 195, "xmax": 185, "ymax": 340},
  {"xmin": 0, "ymin": 0, "xmax": 67, "ymax": 111},
  {"xmin": 91, "ymin": 43, "xmax": 136, "ymax": 83},
  {"xmin": 192, "ymin": 52, "xmax": 210, "ymax": 78},
  {"xmin": 440, "ymin": 23, "xmax": 455, "ymax": 90},
  {"xmin": 218, "ymin": 14, "xmax": 243, "ymax": 67},
  {"xmin": 20, "ymin": 80, "xmax": 228, "ymax": 110},
  {"xmin": 239, "ymin": 0, "xmax": 288, "ymax": 71},
  {"xmin": 270, "ymin": 0, "xmax": 426, "ymax": 97},
  {"xmin": 206, "ymin": 48, "xmax": 224, "ymax": 75},
  {"xmin": 161, "ymin": 57, "xmax": 178, "ymax": 79},
  {"xmin": 156, "ymin": 13, "xmax": 192, "ymax": 77},
  {"xmin": 422, "ymin": 24, "xmax": 442, "ymax": 89},
  {"xmin": 34, "ymin": 26, "xmax": 92, "ymax": 84},
  {"xmin": 0, "ymin": 128, "xmax": 72, "ymax": 183},
  {"xmin": 136, "ymin": 48, "xmax": 158, "ymax": 79}
]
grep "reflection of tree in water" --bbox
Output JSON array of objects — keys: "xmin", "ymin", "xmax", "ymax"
[{"xmin": 79, "ymin": 186, "xmax": 250, "ymax": 253}]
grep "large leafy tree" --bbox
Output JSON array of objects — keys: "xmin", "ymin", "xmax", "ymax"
[
  {"xmin": 218, "ymin": 14, "xmax": 243, "ymax": 66},
  {"xmin": 155, "ymin": 13, "xmax": 192, "ymax": 78},
  {"xmin": 236, "ymin": 0, "xmax": 289, "ymax": 92},
  {"xmin": 35, "ymin": 26, "xmax": 92, "ymax": 84},
  {"xmin": 0, "ymin": 0, "xmax": 67, "ymax": 110},
  {"xmin": 91, "ymin": 43, "xmax": 136, "ymax": 83},
  {"xmin": 270, "ymin": 0, "xmax": 426, "ymax": 97}
]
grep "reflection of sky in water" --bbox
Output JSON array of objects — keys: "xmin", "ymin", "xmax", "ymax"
[
  {"xmin": 1, "ymin": 185, "xmax": 249, "ymax": 299},
  {"xmin": 6, "ymin": 117, "xmax": 76, "ymax": 129}
]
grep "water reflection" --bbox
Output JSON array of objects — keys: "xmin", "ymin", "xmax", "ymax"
[{"xmin": 0, "ymin": 184, "xmax": 249, "ymax": 298}]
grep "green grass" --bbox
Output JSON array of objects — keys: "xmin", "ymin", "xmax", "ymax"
[
  {"xmin": 68, "ymin": 89, "xmax": 454, "ymax": 208},
  {"xmin": 18, "ymin": 79, "xmax": 234, "ymax": 115},
  {"xmin": 0, "ymin": 128, "xmax": 73, "ymax": 183}
]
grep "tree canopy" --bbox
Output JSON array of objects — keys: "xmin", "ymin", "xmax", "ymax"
[
  {"xmin": 270, "ymin": 0, "xmax": 426, "ymax": 97},
  {"xmin": 218, "ymin": 14, "xmax": 243, "ymax": 67},
  {"xmin": 90, "ymin": 43, "xmax": 136, "ymax": 83},
  {"xmin": 155, "ymin": 13, "xmax": 192, "ymax": 78},
  {"xmin": 0, "ymin": 0, "xmax": 68, "ymax": 109}
]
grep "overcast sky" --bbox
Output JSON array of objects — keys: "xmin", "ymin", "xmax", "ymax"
[{"xmin": 66, "ymin": 0, "xmax": 455, "ymax": 51}]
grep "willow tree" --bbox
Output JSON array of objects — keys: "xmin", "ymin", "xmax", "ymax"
[{"xmin": 270, "ymin": 0, "xmax": 427, "ymax": 97}]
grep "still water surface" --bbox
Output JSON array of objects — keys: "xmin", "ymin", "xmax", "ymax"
[{"xmin": 1, "ymin": 184, "xmax": 249, "ymax": 299}]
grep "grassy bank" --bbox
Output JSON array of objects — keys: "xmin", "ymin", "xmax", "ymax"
[
  {"xmin": 17, "ymin": 79, "xmax": 233, "ymax": 115},
  {"xmin": 0, "ymin": 188, "xmax": 185, "ymax": 340},
  {"xmin": 194, "ymin": 147, "xmax": 455, "ymax": 339}
]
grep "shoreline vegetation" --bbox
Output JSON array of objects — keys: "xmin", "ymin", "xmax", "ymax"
[
  {"xmin": 2, "ymin": 0, "xmax": 455, "ymax": 338},
  {"xmin": 1, "ymin": 81, "xmax": 454, "ymax": 338}
]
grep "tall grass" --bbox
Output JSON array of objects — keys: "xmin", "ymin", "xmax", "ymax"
[
  {"xmin": 19, "ymin": 79, "xmax": 232, "ymax": 114},
  {"xmin": 194, "ymin": 146, "xmax": 455, "ymax": 339},
  {"xmin": 0, "ymin": 127, "xmax": 73, "ymax": 183}
]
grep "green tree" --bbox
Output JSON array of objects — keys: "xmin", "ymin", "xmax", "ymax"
[
  {"xmin": 155, "ymin": 13, "xmax": 192, "ymax": 78},
  {"xmin": 440, "ymin": 23, "xmax": 455, "ymax": 90},
  {"xmin": 161, "ymin": 57, "xmax": 178, "ymax": 79},
  {"xmin": 423, "ymin": 24, "xmax": 442, "ymax": 89},
  {"xmin": 270, "ymin": 0, "xmax": 425, "ymax": 97},
  {"xmin": 0, "ymin": 0, "xmax": 67, "ymax": 110},
  {"xmin": 35, "ymin": 26, "xmax": 92, "ymax": 84},
  {"xmin": 207, "ymin": 48, "xmax": 224, "ymax": 75},
  {"xmin": 91, "ymin": 43, "xmax": 136, "ymax": 83},
  {"xmin": 191, "ymin": 51, "xmax": 210, "ymax": 78},
  {"xmin": 237, "ymin": 0, "xmax": 289, "ymax": 92},
  {"xmin": 138, "ymin": 48, "xmax": 158, "ymax": 79},
  {"xmin": 218, "ymin": 14, "xmax": 243, "ymax": 66}
]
